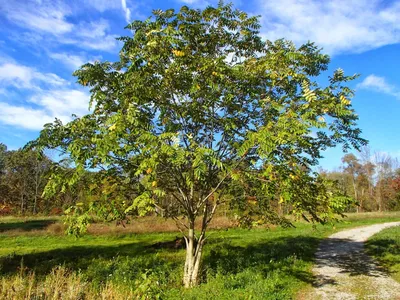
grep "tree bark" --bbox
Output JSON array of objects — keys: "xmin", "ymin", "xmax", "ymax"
[{"xmin": 183, "ymin": 224, "xmax": 205, "ymax": 288}]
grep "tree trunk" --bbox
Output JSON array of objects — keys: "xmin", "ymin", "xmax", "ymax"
[
  {"xmin": 183, "ymin": 223, "xmax": 205, "ymax": 288},
  {"xmin": 33, "ymin": 160, "xmax": 39, "ymax": 214},
  {"xmin": 352, "ymin": 179, "xmax": 358, "ymax": 212}
]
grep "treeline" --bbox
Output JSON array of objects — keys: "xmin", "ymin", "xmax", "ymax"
[
  {"xmin": 0, "ymin": 143, "xmax": 87, "ymax": 215},
  {"xmin": 1, "ymin": 142, "xmax": 399, "ymax": 215},
  {"xmin": 321, "ymin": 148, "xmax": 400, "ymax": 212}
]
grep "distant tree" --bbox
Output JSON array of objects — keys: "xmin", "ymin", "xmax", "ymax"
[
  {"xmin": 342, "ymin": 154, "xmax": 363, "ymax": 211},
  {"xmin": 3, "ymin": 149, "xmax": 52, "ymax": 214},
  {"xmin": 359, "ymin": 146, "xmax": 375, "ymax": 200},
  {"xmin": 373, "ymin": 153, "xmax": 399, "ymax": 211},
  {"xmin": 29, "ymin": 3, "xmax": 366, "ymax": 287},
  {"xmin": 0, "ymin": 143, "xmax": 6, "ymax": 175}
]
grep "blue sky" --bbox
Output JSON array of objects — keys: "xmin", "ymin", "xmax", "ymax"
[{"xmin": 0, "ymin": 0, "xmax": 399, "ymax": 170}]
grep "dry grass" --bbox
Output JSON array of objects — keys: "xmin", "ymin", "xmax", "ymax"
[
  {"xmin": 345, "ymin": 211, "xmax": 400, "ymax": 221},
  {"xmin": 0, "ymin": 267, "xmax": 133, "ymax": 300},
  {"xmin": 0, "ymin": 214, "xmax": 236, "ymax": 236},
  {"xmin": 87, "ymin": 215, "xmax": 236, "ymax": 235},
  {"xmin": 1, "ymin": 211, "xmax": 399, "ymax": 237}
]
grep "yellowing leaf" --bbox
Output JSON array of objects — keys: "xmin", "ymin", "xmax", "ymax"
[
  {"xmin": 147, "ymin": 41, "xmax": 157, "ymax": 47},
  {"xmin": 109, "ymin": 124, "xmax": 117, "ymax": 131},
  {"xmin": 212, "ymin": 71, "xmax": 218, "ymax": 76},
  {"xmin": 279, "ymin": 196, "xmax": 284, "ymax": 204},
  {"xmin": 172, "ymin": 49, "xmax": 185, "ymax": 57},
  {"xmin": 340, "ymin": 95, "xmax": 351, "ymax": 105},
  {"xmin": 146, "ymin": 168, "xmax": 153, "ymax": 174},
  {"xmin": 152, "ymin": 181, "xmax": 157, "ymax": 187}
]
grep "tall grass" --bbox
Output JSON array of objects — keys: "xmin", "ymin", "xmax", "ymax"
[{"xmin": 0, "ymin": 266, "xmax": 134, "ymax": 299}]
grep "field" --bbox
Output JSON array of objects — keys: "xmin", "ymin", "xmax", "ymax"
[
  {"xmin": 0, "ymin": 212, "xmax": 399, "ymax": 299},
  {"xmin": 366, "ymin": 224, "xmax": 400, "ymax": 283}
]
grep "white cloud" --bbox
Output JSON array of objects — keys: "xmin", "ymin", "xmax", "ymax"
[
  {"xmin": 0, "ymin": 102, "xmax": 59, "ymax": 130},
  {"xmin": 0, "ymin": 63, "xmax": 66, "ymax": 89},
  {"xmin": 30, "ymin": 90, "xmax": 90, "ymax": 117},
  {"xmin": 0, "ymin": 89, "xmax": 90, "ymax": 130},
  {"xmin": 1, "ymin": 1, "xmax": 73, "ymax": 35},
  {"xmin": 1, "ymin": 1, "xmax": 118, "ymax": 52},
  {"xmin": 177, "ymin": 0, "xmax": 205, "ymax": 4},
  {"xmin": 357, "ymin": 75, "xmax": 400, "ymax": 99},
  {"xmin": 71, "ymin": 19, "xmax": 119, "ymax": 51},
  {"xmin": 257, "ymin": 0, "xmax": 400, "ymax": 55},
  {"xmin": 83, "ymin": 0, "xmax": 121, "ymax": 12},
  {"xmin": 0, "ymin": 59, "xmax": 90, "ymax": 131},
  {"xmin": 121, "ymin": 0, "xmax": 132, "ymax": 24},
  {"xmin": 49, "ymin": 53, "xmax": 87, "ymax": 70}
]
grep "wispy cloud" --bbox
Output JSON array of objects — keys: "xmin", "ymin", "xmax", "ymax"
[
  {"xmin": 0, "ymin": 63, "xmax": 67, "ymax": 90},
  {"xmin": 257, "ymin": 0, "xmax": 400, "ymax": 55},
  {"xmin": 83, "ymin": 0, "xmax": 121, "ymax": 12},
  {"xmin": 1, "ymin": 1, "xmax": 119, "ymax": 52},
  {"xmin": 30, "ymin": 89, "xmax": 90, "ymax": 118},
  {"xmin": 0, "ymin": 59, "xmax": 90, "ymax": 130},
  {"xmin": 1, "ymin": 1, "xmax": 73, "ymax": 35},
  {"xmin": 49, "ymin": 53, "xmax": 87, "ymax": 70},
  {"xmin": 0, "ymin": 103, "xmax": 57, "ymax": 130},
  {"xmin": 60, "ymin": 19, "xmax": 119, "ymax": 52},
  {"xmin": 121, "ymin": 0, "xmax": 131, "ymax": 24},
  {"xmin": 357, "ymin": 75, "xmax": 400, "ymax": 99},
  {"xmin": 0, "ymin": 89, "xmax": 90, "ymax": 130}
]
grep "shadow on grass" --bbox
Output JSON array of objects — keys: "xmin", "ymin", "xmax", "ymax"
[
  {"xmin": 0, "ymin": 234, "xmax": 324, "ymax": 287},
  {"xmin": 203, "ymin": 236, "xmax": 322, "ymax": 285},
  {"xmin": 0, "ymin": 220, "xmax": 56, "ymax": 232},
  {"xmin": 0, "ymin": 240, "xmax": 162, "ymax": 277},
  {"xmin": 8, "ymin": 232, "xmax": 382, "ymax": 290},
  {"xmin": 365, "ymin": 238, "xmax": 400, "ymax": 274}
]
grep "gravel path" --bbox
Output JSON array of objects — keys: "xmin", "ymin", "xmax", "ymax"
[{"xmin": 311, "ymin": 222, "xmax": 400, "ymax": 300}]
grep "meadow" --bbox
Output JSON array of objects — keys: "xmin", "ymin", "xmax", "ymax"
[
  {"xmin": 366, "ymin": 224, "xmax": 400, "ymax": 283},
  {"xmin": 0, "ymin": 212, "xmax": 399, "ymax": 299}
]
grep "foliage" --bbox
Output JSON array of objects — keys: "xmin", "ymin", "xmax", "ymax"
[
  {"xmin": 0, "ymin": 147, "xmax": 53, "ymax": 214},
  {"xmin": 27, "ymin": 2, "xmax": 366, "ymax": 286},
  {"xmin": 322, "ymin": 149, "xmax": 400, "ymax": 212}
]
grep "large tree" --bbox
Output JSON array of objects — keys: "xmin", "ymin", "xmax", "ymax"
[{"xmin": 29, "ymin": 3, "xmax": 366, "ymax": 287}]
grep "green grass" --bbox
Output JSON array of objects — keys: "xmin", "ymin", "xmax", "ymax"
[
  {"xmin": 365, "ymin": 225, "xmax": 400, "ymax": 283},
  {"xmin": 0, "ymin": 212, "xmax": 399, "ymax": 299}
]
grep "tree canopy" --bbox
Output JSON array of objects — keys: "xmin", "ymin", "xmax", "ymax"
[{"xmin": 28, "ymin": 2, "xmax": 366, "ymax": 287}]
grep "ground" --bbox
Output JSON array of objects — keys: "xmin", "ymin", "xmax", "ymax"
[
  {"xmin": 309, "ymin": 222, "xmax": 400, "ymax": 299},
  {"xmin": 0, "ymin": 213, "xmax": 399, "ymax": 299}
]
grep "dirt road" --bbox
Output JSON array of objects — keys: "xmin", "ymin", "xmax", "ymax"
[{"xmin": 311, "ymin": 222, "xmax": 400, "ymax": 299}]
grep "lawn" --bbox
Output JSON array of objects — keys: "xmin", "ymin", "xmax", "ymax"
[
  {"xmin": 365, "ymin": 224, "xmax": 400, "ymax": 283},
  {"xmin": 0, "ymin": 212, "xmax": 399, "ymax": 299}
]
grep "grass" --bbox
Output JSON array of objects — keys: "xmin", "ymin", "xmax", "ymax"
[
  {"xmin": 365, "ymin": 224, "xmax": 400, "ymax": 283},
  {"xmin": 0, "ymin": 212, "xmax": 399, "ymax": 299}
]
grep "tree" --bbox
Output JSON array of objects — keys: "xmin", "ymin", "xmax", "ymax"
[
  {"xmin": 342, "ymin": 153, "xmax": 363, "ymax": 211},
  {"xmin": 29, "ymin": 3, "xmax": 366, "ymax": 287},
  {"xmin": 3, "ymin": 149, "xmax": 52, "ymax": 214},
  {"xmin": 359, "ymin": 146, "xmax": 375, "ymax": 201},
  {"xmin": 374, "ymin": 152, "xmax": 399, "ymax": 211},
  {"xmin": 0, "ymin": 143, "xmax": 6, "ymax": 175}
]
